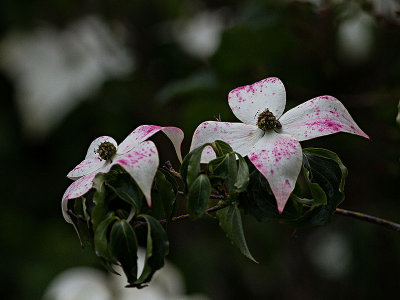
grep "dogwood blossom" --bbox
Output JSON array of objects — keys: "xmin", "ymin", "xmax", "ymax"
[
  {"xmin": 62, "ymin": 125, "xmax": 184, "ymax": 223},
  {"xmin": 190, "ymin": 77, "xmax": 369, "ymax": 213}
]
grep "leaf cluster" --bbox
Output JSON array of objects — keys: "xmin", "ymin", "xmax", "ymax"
[
  {"xmin": 67, "ymin": 142, "xmax": 348, "ymax": 287},
  {"xmin": 67, "ymin": 166, "xmax": 174, "ymax": 288}
]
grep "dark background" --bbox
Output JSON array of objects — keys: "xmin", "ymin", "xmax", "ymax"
[{"xmin": 0, "ymin": 0, "xmax": 399, "ymax": 299}]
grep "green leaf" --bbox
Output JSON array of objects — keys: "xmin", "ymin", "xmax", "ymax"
[
  {"xmin": 302, "ymin": 163, "xmax": 327, "ymax": 207},
  {"xmin": 211, "ymin": 140, "xmax": 233, "ymax": 156},
  {"xmin": 303, "ymin": 148, "xmax": 347, "ymax": 192},
  {"xmin": 158, "ymin": 168, "xmax": 179, "ymax": 194},
  {"xmin": 98, "ymin": 258, "xmax": 120, "ymax": 276},
  {"xmin": 91, "ymin": 173, "xmax": 109, "ymax": 231},
  {"xmin": 70, "ymin": 197, "xmax": 94, "ymax": 248},
  {"xmin": 94, "ymin": 213, "xmax": 117, "ymax": 262},
  {"xmin": 110, "ymin": 219, "xmax": 138, "ymax": 283},
  {"xmin": 151, "ymin": 171, "xmax": 177, "ymax": 220},
  {"xmin": 240, "ymin": 149, "xmax": 347, "ymax": 228},
  {"xmin": 239, "ymin": 167, "xmax": 302, "ymax": 223},
  {"xmin": 181, "ymin": 143, "xmax": 212, "ymax": 189},
  {"xmin": 105, "ymin": 170, "xmax": 143, "ymax": 214},
  {"xmin": 234, "ymin": 153, "xmax": 249, "ymax": 192},
  {"xmin": 295, "ymin": 148, "xmax": 348, "ymax": 227},
  {"xmin": 216, "ymin": 203, "xmax": 257, "ymax": 263},
  {"xmin": 129, "ymin": 214, "xmax": 169, "ymax": 288},
  {"xmin": 187, "ymin": 174, "xmax": 211, "ymax": 218}
]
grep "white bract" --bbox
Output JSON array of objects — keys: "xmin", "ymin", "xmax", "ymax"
[
  {"xmin": 62, "ymin": 125, "xmax": 184, "ymax": 223},
  {"xmin": 190, "ymin": 77, "xmax": 369, "ymax": 213}
]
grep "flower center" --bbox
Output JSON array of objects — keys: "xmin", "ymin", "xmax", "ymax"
[
  {"xmin": 95, "ymin": 142, "xmax": 117, "ymax": 161},
  {"xmin": 256, "ymin": 109, "xmax": 282, "ymax": 131}
]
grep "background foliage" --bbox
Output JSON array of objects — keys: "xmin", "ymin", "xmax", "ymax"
[{"xmin": 0, "ymin": 0, "xmax": 399, "ymax": 299}]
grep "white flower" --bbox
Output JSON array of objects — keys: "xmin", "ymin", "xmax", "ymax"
[
  {"xmin": 62, "ymin": 125, "xmax": 183, "ymax": 223},
  {"xmin": 1, "ymin": 16, "xmax": 134, "ymax": 138},
  {"xmin": 190, "ymin": 77, "xmax": 368, "ymax": 213}
]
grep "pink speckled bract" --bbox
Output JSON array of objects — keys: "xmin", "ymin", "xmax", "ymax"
[
  {"xmin": 62, "ymin": 125, "xmax": 184, "ymax": 223},
  {"xmin": 190, "ymin": 77, "xmax": 369, "ymax": 213}
]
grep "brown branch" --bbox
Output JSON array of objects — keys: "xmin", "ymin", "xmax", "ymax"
[
  {"xmin": 158, "ymin": 199, "xmax": 400, "ymax": 233},
  {"xmin": 335, "ymin": 208, "xmax": 400, "ymax": 232}
]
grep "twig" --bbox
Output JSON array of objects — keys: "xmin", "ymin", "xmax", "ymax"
[
  {"xmin": 135, "ymin": 202, "xmax": 229, "ymax": 229},
  {"xmin": 177, "ymin": 190, "xmax": 225, "ymax": 200},
  {"xmin": 335, "ymin": 208, "xmax": 400, "ymax": 232},
  {"xmin": 170, "ymin": 202, "xmax": 229, "ymax": 222}
]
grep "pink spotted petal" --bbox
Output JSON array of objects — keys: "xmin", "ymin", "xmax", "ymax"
[
  {"xmin": 228, "ymin": 77, "xmax": 286, "ymax": 126},
  {"xmin": 67, "ymin": 157, "xmax": 105, "ymax": 179},
  {"xmin": 62, "ymin": 172, "xmax": 98, "ymax": 223},
  {"xmin": 248, "ymin": 132, "xmax": 302, "ymax": 213},
  {"xmin": 117, "ymin": 125, "xmax": 184, "ymax": 162},
  {"xmin": 85, "ymin": 136, "xmax": 118, "ymax": 159},
  {"xmin": 190, "ymin": 121, "xmax": 263, "ymax": 163},
  {"xmin": 113, "ymin": 140, "xmax": 159, "ymax": 207},
  {"xmin": 279, "ymin": 96, "xmax": 369, "ymax": 141}
]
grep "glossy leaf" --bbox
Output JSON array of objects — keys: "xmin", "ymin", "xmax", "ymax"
[
  {"xmin": 130, "ymin": 214, "xmax": 169, "ymax": 288},
  {"xmin": 186, "ymin": 144, "xmax": 210, "ymax": 188},
  {"xmin": 70, "ymin": 197, "xmax": 94, "ymax": 248},
  {"xmin": 295, "ymin": 148, "xmax": 347, "ymax": 226},
  {"xmin": 211, "ymin": 140, "xmax": 233, "ymax": 156},
  {"xmin": 234, "ymin": 153, "xmax": 249, "ymax": 192},
  {"xmin": 110, "ymin": 219, "xmax": 138, "ymax": 283},
  {"xmin": 158, "ymin": 168, "xmax": 179, "ymax": 194},
  {"xmin": 188, "ymin": 174, "xmax": 211, "ymax": 218},
  {"xmin": 94, "ymin": 213, "xmax": 117, "ymax": 262},
  {"xmin": 302, "ymin": 164, "xmax": 327, "ymax": 207},
  {"xmin": 105, "ymin": 169, "xmax": 143, "ymax": 213},
  {"xmin": 151, "ymin": 171, "xmax": 177, "ymax": 220},
  {"xmin": 216, "ymin": 203, "xmax": 257, "ymax": 263},
  {"xmin": 239, "ymin": 167, "xmax": 303, "ymax": 223},
  {"xmin": 303, "ymin": 148, "xmax": 347, "ymax": 192},
  {"xmin": 91, "ymin": 173, "xmax": 108, "ymax": 231}
]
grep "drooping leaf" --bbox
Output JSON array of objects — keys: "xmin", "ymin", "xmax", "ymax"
[
  {"xmin": 216, "ymin": 203, "xmax": 257, "ymax": 263},
  {"xmin": 98, "ymin": 257, "xmax": 120, "ymax": 276},
  {"xmin": 151, "ymin": 171, "xmax": 177, "ymax": 220},
  {"xmin": 186, "ymin": 144, "xmax": 211, "ymax": 189},
  {"xmin": 129, "ymin": 214, "xmax": 169, "ymax": 288},
  {"xmin": 302, "ymin": 164, "xmax": 327, "ymax": 207},
  {"xmin": 294, "ymin": 148, "xmax": 348, "ymax": 227},
  {"xmin": 239, "ymin": 167, "xmax": 303, "ymax": 223},
  {"xmin": 187, "ymin": 174, "xmax": 211, "ymax": 218},
  {"xmin": 110, "ymin": 219, "xmax": 138, "ymax": 284},
  {"xmin": 105, "ymin": 169, "xmax": 143, "ymax": 214},
  {"xmin": 208, "ymin": 152, "xmax": 238, "ymax": 192},
  {"xmin": 234, "ymin": 153, "xmax": 250, "ymax": 193},
  {"xmin": 94, "ymin": 212, "xmax": 117, "ymax": 262},
  {"xmin": 158, "ymin": 168, "xmax": 179, "ymax": 194},
  {"xmin": 91, "ymin": 173, "xmax": 109, "ymax": 231},
  {"xmin": 303, "ymin": 148, "xmax": 347, "ymax": 192},
  {"xmin": 211, "ymin": 140, "xmax": 233, "ymax": 156},
  {"xmin": 70, "ymin": 197, "xmax": 94, "ymax": 248}
]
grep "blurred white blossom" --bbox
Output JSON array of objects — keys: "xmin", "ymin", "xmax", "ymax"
[
  {"xmin": 306, "ymin": 230, "xmax": 352, "ymax": 279},
  {"xmin": 43, "ymin": 268, "xmax": 113, "ymax": 300},
  {"xmin": 43, "ymin": 249, "xmax": 209, "ymax": 300},
  {"xmin": 1, "ymin": 16, "xmax": 134, "ymax": 139},
  {"xmin": 337, "ymin": 10, "xmax": 375, "ymax": 63},
  {"xmin": 173, "ymin": 10, "xmax": 225, "ymax": 59},
  {"xmin": 371, "ymin": 0, "xmax": 400, "ymax": 21}
]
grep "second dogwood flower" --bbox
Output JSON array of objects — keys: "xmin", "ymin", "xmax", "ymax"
[{"xmin": 190, "ymin": 77, "xmax": 368, "ymax": 213}]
